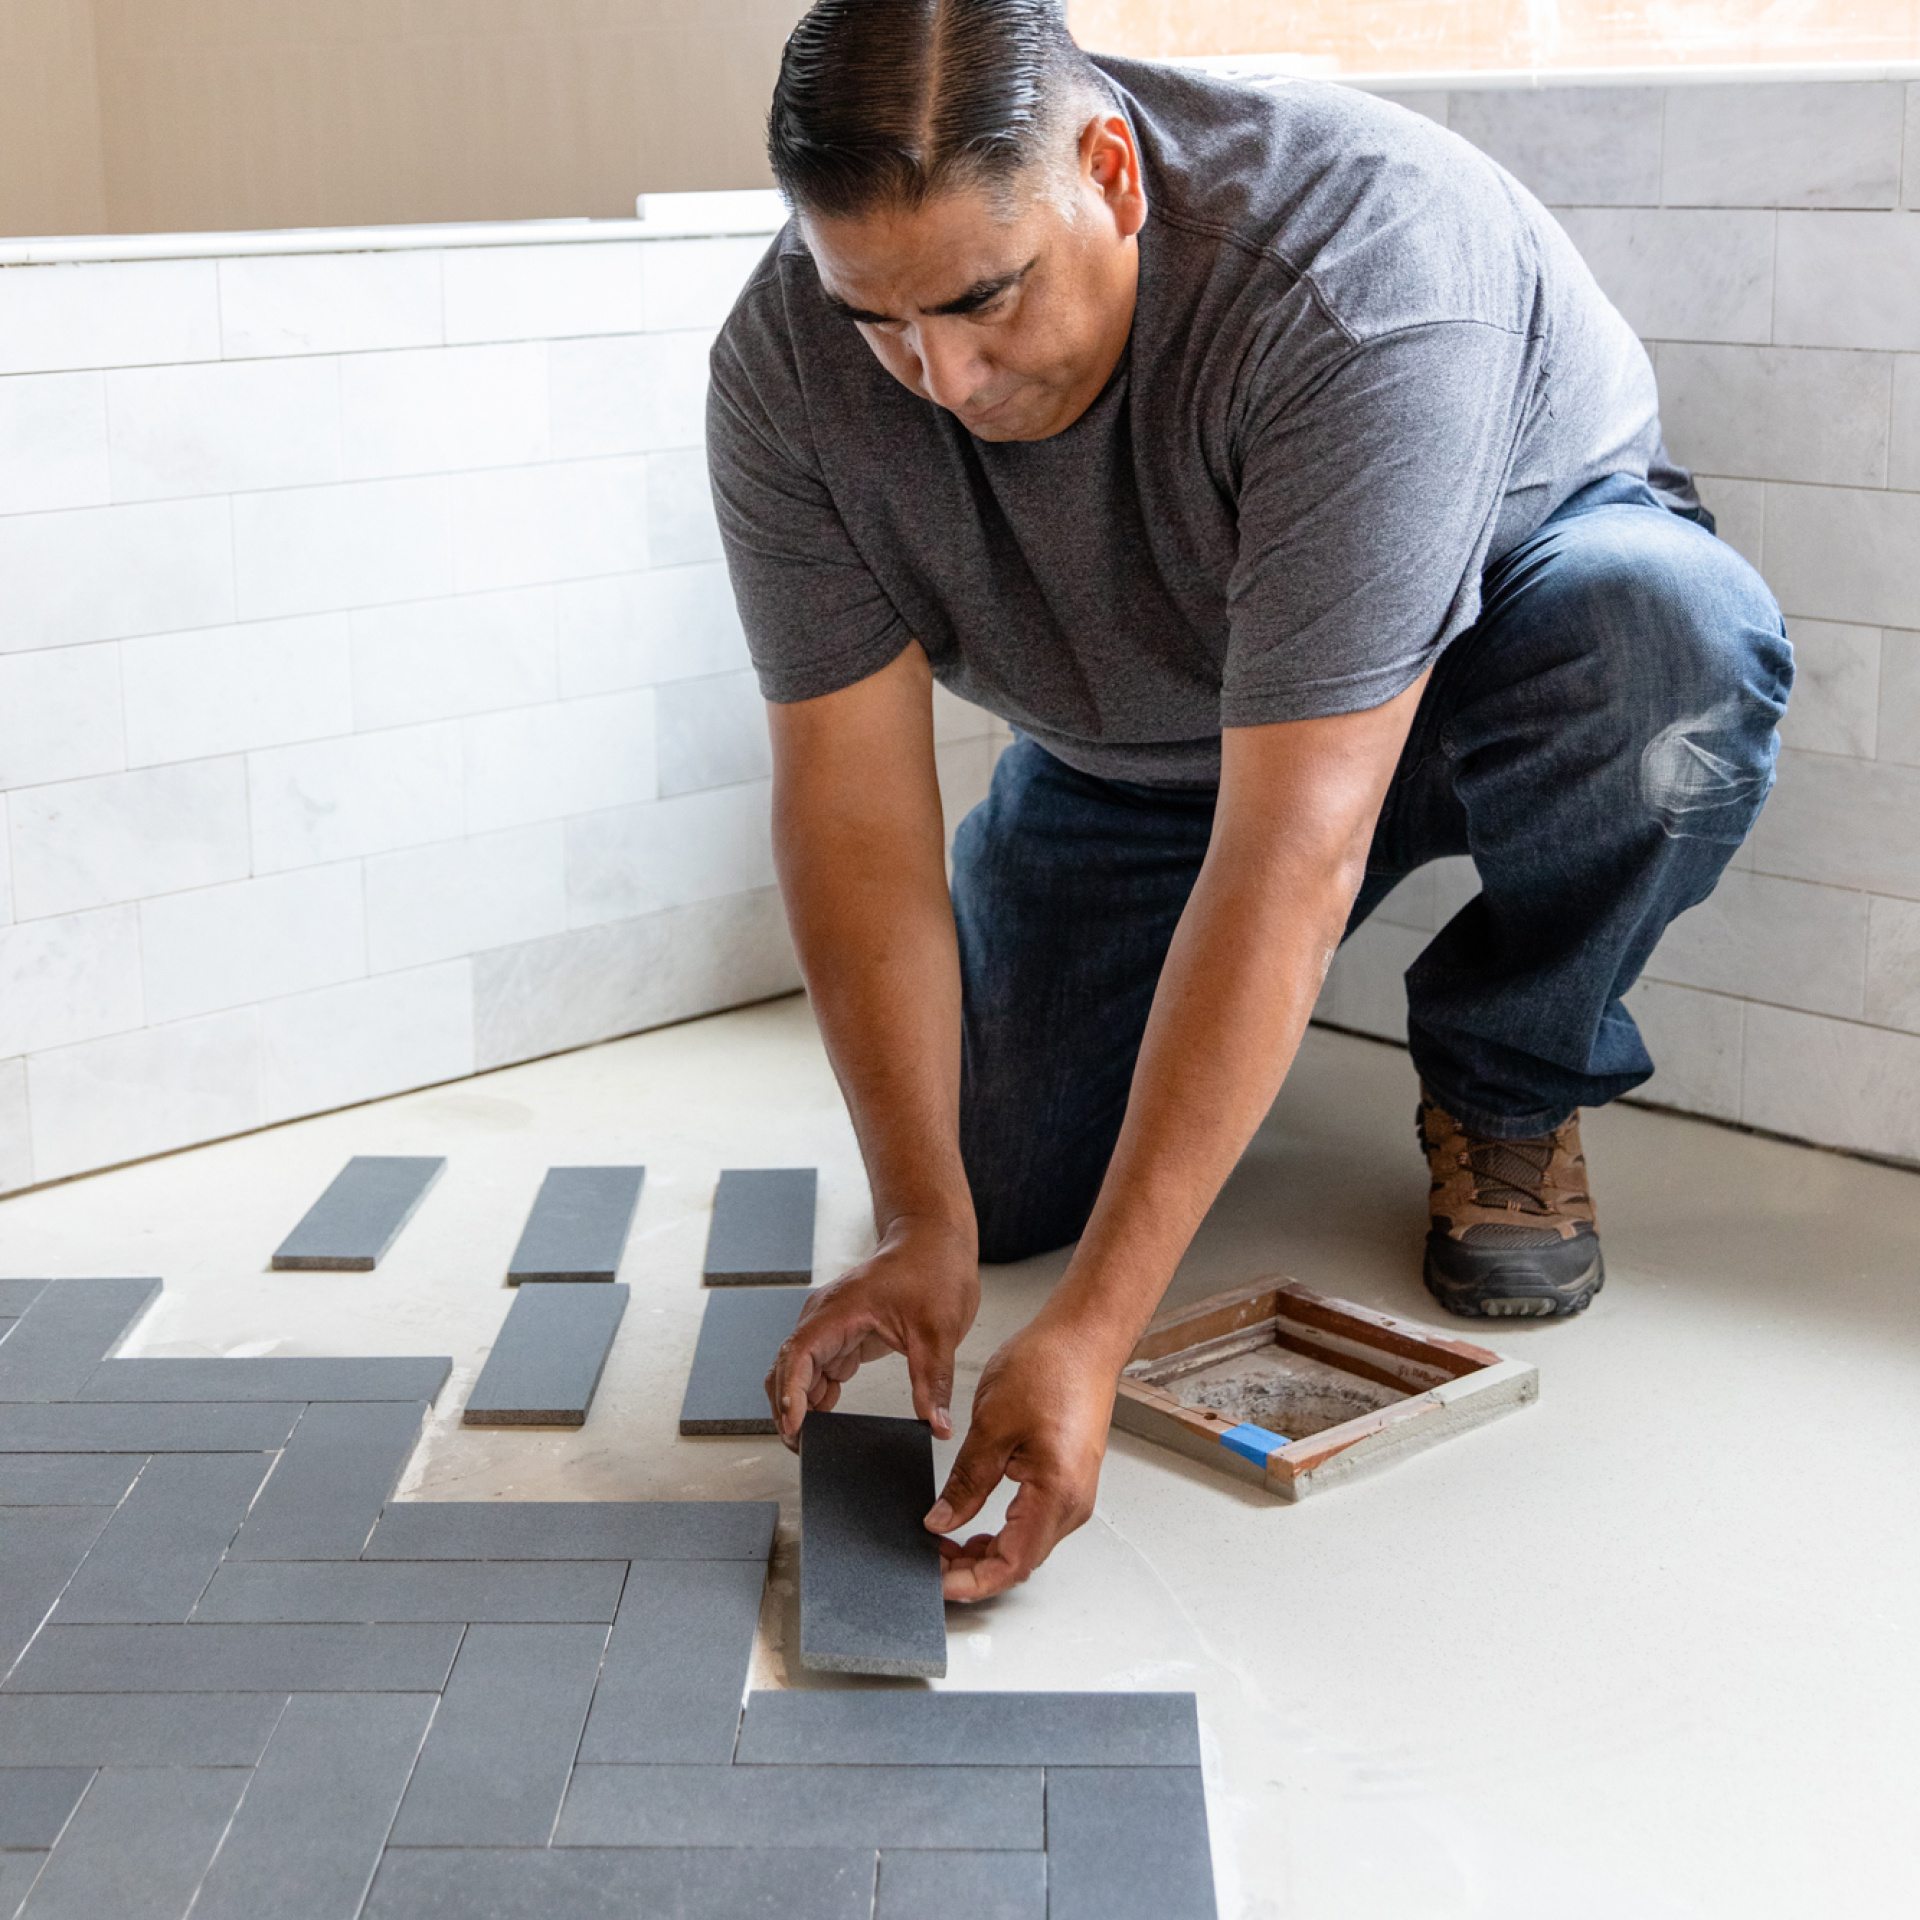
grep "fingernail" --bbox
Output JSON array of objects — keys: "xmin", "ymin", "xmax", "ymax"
[
  {"xmin": 925, "ymin": 1500, "xmax": 954, "ymax": 1532},
  {"xmin": 932, "ymin": 1406, "xmax": 952, "ymax": 1439}
]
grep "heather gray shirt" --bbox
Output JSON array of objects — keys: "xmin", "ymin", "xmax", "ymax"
[{"xmin": 709, "ymin": 57, "xmax": 1672, "ymax": 787}]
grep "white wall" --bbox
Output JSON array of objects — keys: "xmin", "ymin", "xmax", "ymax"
[
  {"xmin": 0, "ymin": 207, "xmax": 1008, "ymax": 1190},
  {"xmin": 1318, "ymin": 75, "xmax": 1920, "ymax": 1163}
]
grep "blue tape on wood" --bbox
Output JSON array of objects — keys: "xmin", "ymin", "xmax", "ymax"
[{"xmin": 1220, "ymin": 1422, "xmax": 1290, "ymax": 1466}]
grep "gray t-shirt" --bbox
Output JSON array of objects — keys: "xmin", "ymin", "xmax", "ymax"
[{"xmin": 709, "ymin": 57, "xmax": 1673, "ymax": 787}]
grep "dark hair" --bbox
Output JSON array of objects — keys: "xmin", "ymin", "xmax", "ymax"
[{"xmin": 768, "ymin": 0, "xmax": 1103, "ymax": 218}]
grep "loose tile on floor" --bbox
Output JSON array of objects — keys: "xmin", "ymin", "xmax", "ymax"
[
  {"xmin": 461, "ymin": 1283, "xmax": 628, "ymax": 1428},
  {"xmin": 505, "ymin": 1166, "xmax": 645, "ymax": 1284},
  {"xmin": 678, "ymin": 1287, "xmax": 808, "ymax": 1435},
  {"xmin": 271, "ymin": 1157, "xmax": 446, "ymax": 1272},
  {"xmin": 702, "ymin": 1168, "xmax": 817, "ymax": 1286}
]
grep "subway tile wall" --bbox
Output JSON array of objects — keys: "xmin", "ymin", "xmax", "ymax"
[
  {"xmin": 1321, "ymin": 77, "xmax": 1920, "ymax": 1163},
  {"xmin": 0, "ymin": 225, "xmax": 1010, "ymax": 1188}
]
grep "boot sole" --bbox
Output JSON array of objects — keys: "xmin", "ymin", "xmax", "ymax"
[{"xmin": 1422, "ymin": 1240, "xmax": 1605, "ymax": 1321}]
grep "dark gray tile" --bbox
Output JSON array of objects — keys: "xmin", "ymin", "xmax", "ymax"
[
  {"xmin": 0, "ymin": 1771, "xmax": 92, "ymax": 1850},
  {"xmin": 363, "ymin": 1500, "xmax": 777, "ymax": 1564},
  {"xmin": 878, "ymin": 1851, "xmax": 1046, "ymax": 1920},
  {"xmin": 15, "ymin": 1766, "xmax": 249, "ymax": 1920},
  {"xmin": 272, "ymin": 1157, "xmax": 446, "ymax": 1272},
  {"xmin": 679, "ymin": 1289, "xmax": 806, "ymax": 1435},
  {"xmin": 0, "ymin": 1404, "xmax": 301, "ymax": 1452},
  {"xmin": 0, "ymin": 1851, "xmax": 45, "ymax": 1919},
  {"xmin": 0, "ymin": 1284, "xmax": 47, "ymax": 1318},
  {"xmin": 1043, "ymin": 1768, "xmax": 1217, "ymax": 1920},
  {"xmin": 189, "ymin": 1693, "xmax": 436, "ymax": 1920},
  {"xmin": 0, "ymin": 1509, "xmax": 114, "ymax": 1672},
  {"xmin": 576, "ymin": 1560, "xmax": 763, "ymax": 1764},
  {"xmin": 736, "ymin": 1691, "xmax": 1202, "ymax": 1768},
  {"xmin": 193, "ymin": 1560, "xmax": 626, "ymax": 1623},
  {"xmin": 0, "ymin": 1456, "xmax": 143, "ymax": 1507},
  {"xmin": 4, "ymin": 1624, "xmax": 463, "ymax": 1693},
  {"xmin": 0, "ymin": 1694, "xmax": 287, "ymax": 1767},
  {"xmin": 366, "ymin": 1847, "xmax": 876, "ymax": 1920},
  {"xmin": 230, "ymin": 1401, "xmax": 426, "ymax": 1561},
  {"xmin": 506, "ymin": 1167, "xmax": 644, "ymax": 1284},
  {"xmin": 53, "ymin": 1454, "xmax": 272, "ymax": 1624},
  {"xmin": 799, "ymin": 1412, "xmax": 945, "ymax": 1679},
  {"xmin": 0, "ymin": 1280, "xmax": 162, "ymax": 1404},
  {"xmin": 76, "ymin": 1358, "xmax": 450, "ymax": 1403},
  {"xmin": 556, "ymin": 1763, "xmax": 1041, "ymax": 1850},
  {"xmin": 390, "ymin": 1625, "xmax": 608, "ymax": 1847},
  {"xmin": 461, "ymin": 1284, "xmax": 628, "ymax": 1428},
  {"xmin": 702, "ymin": 1169, "xmax": 816, "ymax": 1285}
]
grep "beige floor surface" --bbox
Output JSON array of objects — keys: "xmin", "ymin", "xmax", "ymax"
[{"xmin": 1, "ymin": 994, "xmax": 1915, "ymax": 1918}]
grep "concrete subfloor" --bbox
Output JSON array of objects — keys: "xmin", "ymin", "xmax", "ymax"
[{"xmin": 2, "ymin": 994, "xmax": 1915, "ymax": 1918}]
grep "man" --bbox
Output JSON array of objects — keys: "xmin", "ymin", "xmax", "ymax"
[{"xmin": 708, "ymin": 0, "xmax": 1790, "ymax": 1600}]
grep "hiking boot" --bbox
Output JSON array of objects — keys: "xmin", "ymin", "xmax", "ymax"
[{"xmin": 1418, "ymin": 1092, "xmax": 1604, "ymax": 1319}]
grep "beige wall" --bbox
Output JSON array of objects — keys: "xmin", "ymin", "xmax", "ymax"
[{"xmin": 0, "ymin": 0, "xmax": 107, "ymax": 235}]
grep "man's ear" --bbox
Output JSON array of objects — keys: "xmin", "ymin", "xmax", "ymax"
[{"xmin": 1082, "ymin": 112, "xmax": 1146, "ymax": 239}]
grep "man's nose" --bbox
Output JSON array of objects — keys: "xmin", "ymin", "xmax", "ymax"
[{"xmin": 912, "ymin": 325, "xmax": 987, "ymax": 413}]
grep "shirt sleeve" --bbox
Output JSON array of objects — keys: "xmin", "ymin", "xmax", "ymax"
[{"xmin": 1221, "ymin": 317, "xmax": 1536, "ymax": 727}]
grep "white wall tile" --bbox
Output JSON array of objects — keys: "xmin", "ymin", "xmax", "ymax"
[
  {"xmin": 935, "ymin": 734, "xmax": 997, "ymax": 845},
  {"xmin": 1864, "ymin": 894, "xmax": 1920, "ymax": 1034},
  {"xmin": 1655, "ymin": 344, "xmax": 1890, "ymax": 488},
  {"xmin": 1774, "ymin": 211, "xmax": 1920, "ymax": 352},
  {"xmin": 1622, "ymin": 979, "xmax": 1745, "ymax": 1122},
  {"xmin": 443, "ymin": 242, "xmax": 645, "ymax": 345},
  {"xmin": 0, "ymin": 1056, "xmax": 30, "ymax": 1194},
  {"xmin": 1363, "ymin": 90, "xmax": 1448, "ymax": 125},
  {"xmin": 463, "ymin": 690, "xmax": 656, "ymax": 834},
  {"xmin": 9, "ymin": 758, "xmax": 250, "ymax": 920},
  {"xmin": 548, "ymin": 331, "xmax": 712, "ymax": 459},
  {"xmin": 0, "ymin": 795, "xmax": 11, "ymax": 925},
  {"xmin": 1743, "ymin": 747, "xmax": 1920, "ymax": 900},
  {"xmin": 448, "ymin": 458, "xmax": 649, "ymax": 593},
  {"xmin": 340, "ymin": 343, "xmax": 549, "ymax": 479},
  {"xmin": 1550, "ymin": 208, "xmax": 1774, "ymax": 345},
  {"xmin": 1642, "ymin": 869, "xmax": 1868, "ymax": 1018},
  {"xmin": 565, "ymin": 780, "xmax": 774, "ymax": 926},
  {"xmin": 932, "ymin": 682, "xmax": 998, "ymax": 745},
  {"xmin": 1693, "ymin": 477, "xmax": 1764, "ymax": 574},
  {"xmin": 247, "ymin": 722, "xmax": 463, "ymax": 873},
  {"xmin": 140, "ymin": 864, "xmax": 366, "ymax": 1025},
  {"xmin": 1907, "ymin": 85, "xmax": 1920, "ymax": 209},
  {"xmin": 0, "ymin": 497, "xmax": 234, "ymax": 652},
  {"xmin": 364, "ymin": 824, "xmax": 566, "ymax": 973},
  {"xmin": 1778, "ymin": 618, "xmax": 1880, "ymax": 758},
  {"xmin": 1449, "ymin": 88, "xmax": 1663, "ymax": 206},
  {"xmin": 656, "ymin": 670, "xmax": 769, "ymax": 796},
  {"xmin": 1742, "ymin": 1002, "xmax": 1920, "ymax": 1160},
  {"xmin": 107, "ymin": 358, "xmax": 343, "ymax": 502},
  {"xmin": 259, "ymin": 960, "xmax": 473, "ymax": 1124},
  {"xmin": 640, "ymin": 238, "xmax": 770, "ymax": 333},
  {"xmin": 1878, "ymin": 628, "xmax": 1920, "ymax": 766},
  {"xmin": 219, "ymin": 250, "xmax": 443, "ymax": 358},
  {"xmin": 555, "ymin": 563, "xmax": 748, "ymax": 696},
  {"xmin": 0, "ymin": 259, "xmax": 220, "ymax": 378},
  {"xmin": 0, "ymin": 905, "xmax": 142, "ymax": 1057},
  {"xmin": 232, "ymin": 477, "xmax": 452, "ymax": 620},
  {"xmin": 1369, "ymin": 868, "xmax": 1437, "ymax": 934},
  {"xmin": 1763, "ymin": 482, "xmax": 1920, "ymax": 630},
  {"xmin": 1662, "ymin": 83, "xmax": 1905, "ymax": 210},
  {"xmin": 1890, "ymin": 356, "xmax": 1920, "ymax": 492},
  {"xmin": 28, "ymin": 1008, "xmax": 262, "ymax": 1181},
  {"xmin": 0, "ymin": 372, "xmax": 110, "ymax": 514},
  {"xmin": 646, "ymin": 448, "xmax": 721, "ymax": 567},
  {"xmin": 121, "ymin": 613, "xmax": 354, "ymax": 767},
  {"xmin": 1312, "ymin": 918, "xmax": 1423, "ymax": 1042},
  {"xmin": 0, "ymin": 645, "xmax": 124, "ymax": 790},
  {"xmin": 350, "ymin": 589, "xmax": 557, "ymax": 730}
]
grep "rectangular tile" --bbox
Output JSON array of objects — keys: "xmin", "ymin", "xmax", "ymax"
[
  {"xmin": 389, "ymin": 1625, "xmax": 609, "ymax": 1847},
  {"xmin": 272, "ymin": 1157, "xmax": 447, "ymax": 1272},
  {"xmin": 0, "ymin": 1283, "xmax": 45, "ymax": 1318},
  {"xmin": 9, "ymin": 1766, "xmax": 249, "ymax": 1920},
  {"xmin": 0, "ymin": 1279, "xmax": 161, "ymax": 1404},
  {"xmin": 0, "ymin": 1404, "xmax": 300, "ymax": 1453},
  {"xmin": 679, "ymin": 1288, "xmax": 807, "ymax": 1435},
  {"xmin": 0, "ymin": 908, "xmax": 143, "ymax": 1062},
  {"xmin": 0, "ymin": 1694, "xmax": 286, "ymax": 1768},
  {"xmin": 0, "ymin": 1509, "xmax": 114, "ymax": 1671},
  {"xmin": 462, "ymin": 1283, "xmax": 628, "ymax": 1428},
  {"xmin": 555, "ymin": 1763, "xmax": 1042, "ymax": 1850},
  {"xmin": 1763, "ymin": 482, "xmax": 1920, "ymax": 631},
  {"xmin": 218, "ymin": 251, "xmax": 443, "ymax": 359},
  {"xmin": 1742, "ymin": 1003, "xmax": 1920, "ymax": 1161},
  {"xmin": 362, "ymin": 1500, "xmax": 777, "ymax": 1563},
  {"xmin": 0, "ymin": 1771, "xmax": 90, "ymax": 1850},
  {"xmin": 365, "ymin": 1847, "xmax": 876, "ymax": 1920},
  {"xmin": 506, "ymin": 1167, "xmax": 645, "ymax": 1284},
  {"xmin": 1549, "ymin": 207, "xmax": 1774, "ymax": 345},
  {"xmin": 189, "ymin": 1693, "xmax": 437, "ymax": 1920},
  {"xmin": 1641, "ymin": 870, "xmax": 1869, "ymax": 1019},
  {"xmin": 0, "ymin": 1851, "xmax": 44, "ymax": 1918},
  {"xmin": 230, "ymin": 1401, "xmax": 426, "ymax": 1562},
  {"xmin": 878, "ymin": 1851, "xmax": 1046, "ymax": 1920},
  {"xmin": 0, "ymin": 258, "xmax": 220, "ymax": 379},
  {"xmin": 799, "ymin": 1412, "xmax": 946, "ymax": 1679},
  {"xmin": 193, "ymin": 1560, "xmax": 626, "ymax": 1624},
  {"xmin": 1044, "ymin": 1768, "xmax": 1217, "ymax": 1920},
  {"xmin": 703, "ymin": 1168, "xmax": 817, "ymax": 1285},
  {"xmin": 1661, "ymin": 81, "xmax": 1905, "ymax": 209},
  {"xmin": 4, "ymin": 1624, "xmax": 463, "ymax": 1694},
  {"xmin": 76, "ymin": 1359, "xmax": 451, "ymax": 1404},
  {"xmin": 0, "ymin": 1456, "xmax": 140, "ymax": 1507},
  {"xmin": 576, "ymin": 1560, "xmax": 763, "ymax": 1765},
  {"xmin": 1449, "ymin": 86, "xmax": 1662, "ymax": 206},
  {"xmin": 1774, "ymin": 210, "xmax": 1920, "ymax": 352},
  {"xmin": 53, "ymin": 1454, "xmax": 271, "ymax": 1625},
  {"xmin": 1744, "ymin": 748, "xmax": 1920, "ymax": 900},
  {"xmin": 736, "ymin": 1691, "xmax": 1202, "ymax": 1769},
  {"xmin": 1778, "ymin": 617, "xmax": 1882, "ymax": 758}
]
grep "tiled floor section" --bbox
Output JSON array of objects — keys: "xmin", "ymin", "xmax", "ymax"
[{"xmin": 0, "ymin": 1276, "xmax": 1215, "ymax": 1918}]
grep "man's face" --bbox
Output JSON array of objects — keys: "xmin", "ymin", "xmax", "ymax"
[{"xmin": 799, "ymin": 113, "xmax": 1147, "ymax": 443}]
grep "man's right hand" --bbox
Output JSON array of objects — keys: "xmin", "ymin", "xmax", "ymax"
[{"xmin": 766, "ymin": 1213, "xmax": 980, "ymax": 1446}]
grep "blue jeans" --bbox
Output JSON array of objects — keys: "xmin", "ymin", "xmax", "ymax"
[{"xmin": 950, "ymin": 476, "xmax": 1792, "ymax": 1263}]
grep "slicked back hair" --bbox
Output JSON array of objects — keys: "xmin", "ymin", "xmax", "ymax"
[{"xmin": 768, "ymin": 0, "xmax": 1107, "ymax": 220}]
